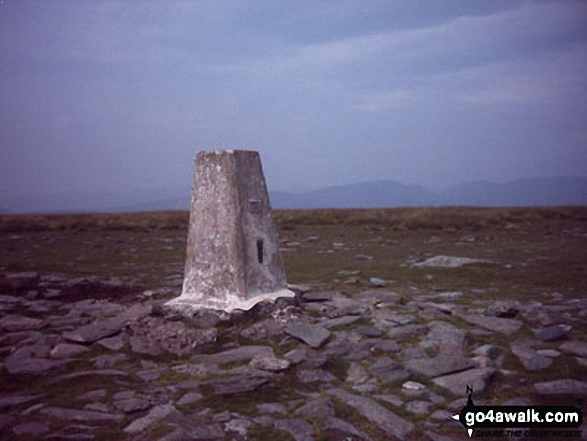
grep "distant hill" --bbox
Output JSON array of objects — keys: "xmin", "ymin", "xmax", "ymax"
[
  {"xmin": 271, "ymin": 180, "xmax": 440, "ymax": 209},
  {"xmin": 441, "ymin": 177, "xmax": 587, "ymax": 207},
  {"xmin": 1, "ymin": 177, "xmax": 585, "ymax": 214}
]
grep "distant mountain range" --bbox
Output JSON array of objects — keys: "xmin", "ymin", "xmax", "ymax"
[{"xmin": 1, "ymin": 177, "xmax": 586, "ymax": 214}]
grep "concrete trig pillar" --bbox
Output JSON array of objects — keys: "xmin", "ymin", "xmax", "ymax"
[{"xmin": 166, "ymin": 150, "xmax": 294, "ymax": 312}]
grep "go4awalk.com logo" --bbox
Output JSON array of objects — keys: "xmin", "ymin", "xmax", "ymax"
[{"xmin": 452, "ymin": 386, "xmax": 583, "ymax": 438}]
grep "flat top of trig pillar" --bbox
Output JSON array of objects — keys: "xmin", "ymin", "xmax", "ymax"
[{"xmin": 196, "ymin": 149, "xmax": 259, "ymax": 156}]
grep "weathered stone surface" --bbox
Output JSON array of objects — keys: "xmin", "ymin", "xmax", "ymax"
[
  {"xmin": 413, "ymin": 255, "xmax": 491, "ymax": 268},
  {"xmin": 404, "ymin": 355, "xmax": 477, "ymax": 378},
  {"xmin": 12, "ymin": 421, "xmax": 49, "ymax": 435},
  {"xmin": 50, "ymin": 343, "xmax": 90, "ymax": 359},
  {"xmin": 203, "ymin": 374, "xmax": 271, "ymax": 395},
  {"xmin": 240, "ymin": 319, "xmax": 284, "ymax": 340},
  {"xmin": 535, "ymin": 379, "xmax": 587, "ymax": 395},
  {"xmin": 0, "ymin": 395, "xmax": 43, "ymax": 410},
  {"xmin": 129, "ymin": 318, "xmax": 217, "ymax": 356},
  {"xmin": 192, "ymin": 345, "xmax": 274, "ymax": 364},
  {"xmin": 321, "ymin": 315, "xmax": 361, "ymax": 328},
  {"xmin": 114, "ymin": 397, "xmax": 151, "ymax": 413},
  {"xmin": 274, "ymin": 418, "xmax": 315, "ymax": 441},
  {"xmin": 124, "ymin": 403, "xmax": 176, "ymax": 433},
  {"xmin": 284, "ymin": 348, "xmax": 327, "ymax": 367},
  {"xmin": 324, "ymin": 298, "xmax": 369, "ymax": 318},
  {"xmin": 484, "ymin": 301, "xmax": 519, "ymax": 318},
  {"xmin": 406, "ymin": 400, "xmax": 431, "ymax": 415},
  {"xmin": 535, "ymin": 324, "xmax": 572, "ymax": 342},
  {"xmin": 560, "ymin": 341, "xmax": 587, "ymax": 358},
  {"xmin": 0, "ymin": 314, "xmax": 46, "ymax": 332},
  {"xmin": 346, "ymin": 362, "xmax": 369, "ymax": 384},
  {"xmin": 420, "ymin": 322, "xmax": 467, "ymax": 356},
  {"xmin": 459, "ymin": 314, "xmax": 523, "ymax": 334},
  {"xmin": 41, "ymin": 406, "xmax": 124, "ymax": 421},
  {"xmin": 296, "ymin": 397, "xmax": 335, "ymax": 419},
  {"xmin": 302, "ymin": 291, "xmax": 333, "ymax": 302},
  {"xmin": 62, "ymin": 317, "xmax": 127, "ymax": 343},
  {"xmin": 354, "ymin": 325, "xmax": 383, "ymax": 337},
  {"xmin": 284, "ymin": 323, "xmax": 330, "ymax": 348},
  {"xmin": 297, "ymin": 369, "xmax": 336, "ymax": 383},
  {"xmin": 323, "ymin": 416, "xmax": 373, "ymax": 441},
  {"xmin": 96, "ymin": 334, "xmax": 126, "ymax": 351},
  {"xmin": 369, "ymin": 357, "xmax": 410, "ymax": 383},
  {"xmin": 4, "ymin": 355, "xmax": 70, "ymax": 374},
  {"xmin": 510, "ymin": 341, "xmax": 553, "ymax": 371},
  {"xmin": 432, "ymin": 368, "xmax": 495, "ymax": 395},
  {"xmin": 387, "ymin": 324, "xmax": 428, "ymax": 340},
  {"xmin": 118, "ymin": 303, "xmax": 153, "ymax": 320},
  {"xmin": 326, "ymin": 388, "xmax": 414, "ymax": 439},
  {"xmin": 176, "ymin": 392, "xmax": 203, "ymax": 406},
  {"xmin": 249, "ymin": 354, "xmax": 291, "ymax": 372}
]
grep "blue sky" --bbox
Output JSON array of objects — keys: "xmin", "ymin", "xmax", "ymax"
[{"xmin": 1, "ymin": 0, "xmax": 586, "ymax": 199}]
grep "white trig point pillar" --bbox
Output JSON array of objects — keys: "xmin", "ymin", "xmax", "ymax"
[{"xmin": 166, "ymin": 150, "xmax": 294, "ymax": 312}]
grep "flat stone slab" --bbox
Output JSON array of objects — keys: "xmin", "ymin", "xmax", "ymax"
[
  {"xmin": 192, "ymin": 345, "xmax": 274, "ymax": 364},
  {"xmin": 510, "ymin": 341, "xmax": 553, "ymax": 371},
  {"xmin": 41, "ymin": 406, "xmax": 124, "ymax": 421},
  {"xmin": 326, "ymin": 388, "xmax": 414, "ymax": 439},
  {"xmin": 459, "ymin": 314, "xmax": 523, "ymax": 334},
  {"xmin": 4, "ymin": 356, "xmax": 71, "ymax": 374},
  {"xmin": 202, "ymin": 374, "xmax": 271, "ymax": 395},
  {"xmin": 560, "ymin": 341, "xmax": 587, "ymax": 358},
  {"xmin": 285, "ymin": 323, "xmax": 331, "ymax": 348},
  {"xmin": 124, "ymin": 403, "xmax": 176, "ymax": 434},
  {"xmin": 413, "ymin": 255, "xmax": 491, "ymax": 268},
  {"xmin": 0, "ymin": 314, "xmax": 46, "ymax": 332},
  {"xmin": 404, "ymin": 355, "xmax": 477, "ymax": 378},
  {"xmin": 432, "ymin": 368, "xmax": 496, "ymax": 395},
  {"xmin": 535, "ymin": 324, "xmax": 572, "ymax": 342},
  {"xmin": 50, "ymin": 343, "xmax": 90, "ymax": 359},
  {"xmin": 369, "ymin": 357, "xmax": 410, "ymax": 383},
  {"xmin": 0, "ymin": 395, "xmax": 43, "ymax": 410},
  {"xmin": 62, "ymin": 317, "xmax": 127, "ymax": 343},
  {"xmin": 535, "ymin": 379, "xmax": 587, "ymax": 396}
]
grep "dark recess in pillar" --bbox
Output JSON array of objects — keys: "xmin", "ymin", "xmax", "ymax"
[{"xmin": 257, "ymin": 239, "xmax": 264, "ymax": 264}]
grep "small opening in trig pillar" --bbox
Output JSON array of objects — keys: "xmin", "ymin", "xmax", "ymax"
[{"xmin": 256, "ymin": 239, "xmax": 264, "ymax": 264}]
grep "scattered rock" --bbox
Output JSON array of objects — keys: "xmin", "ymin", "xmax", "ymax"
[
  {"xmin": 484, "ymin": 301, "xmax": 519, "ymax": 318},
  {"xmin": 50, "ymin": 343, "xmax": 90, "ymax": 359},
  {"xmin": 404, "ymin": 355, "xmax": 476, "ymax": 378},
  {"xmin": 560, "ymin": 341, "xmax": 587, "ymax": 358},
  {"xmin": 0, "ymin": 314, "xmax": 46, "ymax": 332},
  {"xmin": 369, "ymin": 357, "xmax": 410, "ymax": 383},
  {"xmin": 459, "ymin": 314, "xmax": 523, "ymax": 335},
  {"xmin": 432, "ymin": 368, "xmax": 495, "ymax": 395},
  {"xmin": 285, "ymin": 323, "xmax": 331, "ymax": 348},
  {"xmin": 249, "ymin": 354, "xmax": 291, "ymax": 372},
  {"xmin": 274, "ymin": 418, "xmax": 315, "ymax": 441},
  {"xmin": 203, "ymin": 373, "xmax": 272, "ymax": 395},
  {"xmin": 510, "ymin": 341, "xmax": 553, "ymax": 371},
  {"xmin": 413, "ymin": 255, "xmax": 491, "ymax": 268},
  {"xmin": 326, "ymin": 388, "xmax": 414, "ymax": 439},
  {"xmin": 124, "ymin": 403, "xmax": 176, "ymax": 433},
  {"xmin": 192, "ymin": 345, "xmax": 274, "ymax": 364},
  {"xmin": 12, "ymin": 421, "xmax": 49, "ymax": 436},
  {"xmin": 535, "ymin": 379, "xmax": 587, "ymax": 396},
  {"xmin": 535, "ymin": 324, "xmax": 572, "ymax": 342},
  {"xmin": 62, "ymin": 317, "xmax": 127, "ymax": 344},
  {"xmin": 369, "ymin": 277, "xmax": 387, "ymax": 287},
  {"xmin": 41, "ymin": 406, "xmax": 124, "ymax": 422}
]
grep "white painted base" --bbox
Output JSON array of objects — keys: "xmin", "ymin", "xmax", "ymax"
[{"xmin": 164, "ymin": 288, "xmax": 295, "ymax": 313}]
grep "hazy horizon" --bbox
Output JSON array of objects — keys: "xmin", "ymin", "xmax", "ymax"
[{"xmin": 2, "ymin": 1, "xmax": 587, "ymax": 200}]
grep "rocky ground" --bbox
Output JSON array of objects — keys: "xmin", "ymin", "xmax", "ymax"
[
  {"xmin": 1, "ymin": 210, "xmax": 586, "ymax": 440},
  {"xmin": 0, "ymin": 265, "xmax": 586, "ymax": 441}
]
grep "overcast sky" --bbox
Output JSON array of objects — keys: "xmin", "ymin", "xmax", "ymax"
[{"xmin": 1, "ymin": 0, "xmax": 586, "ymax": 199}]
